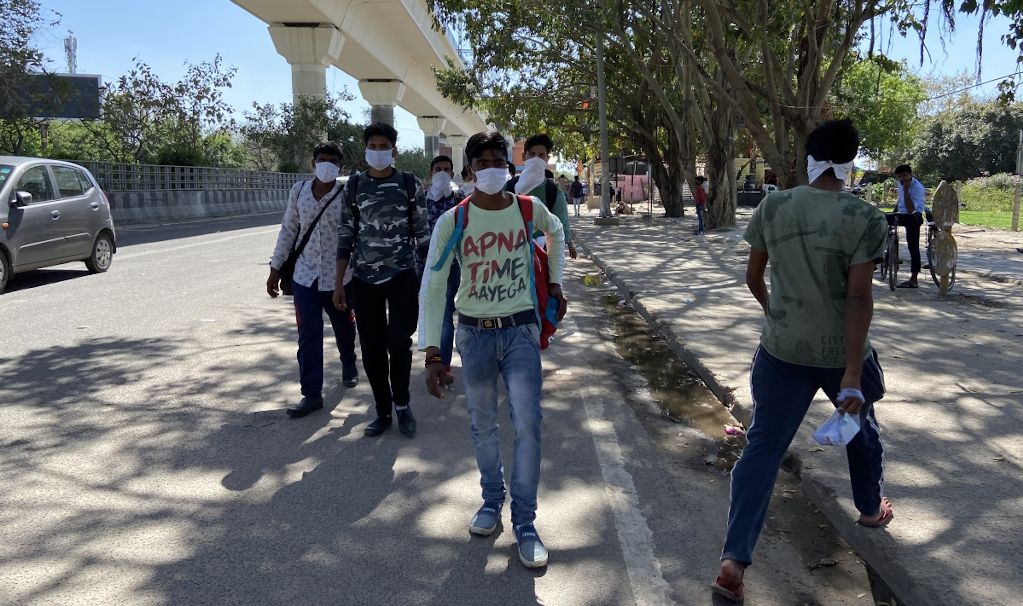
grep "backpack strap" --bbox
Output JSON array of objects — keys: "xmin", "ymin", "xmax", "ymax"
[
  {"xmin": 402, "ymin": 171, "xmax": 417, "ymax": 243},
  {"xmin": 515, "ymin": 195, "xmax": 542, "ymax": 322},
  {"xmin": 544, "ymin": 179, "xmax": 558, "ymax": 212},
  {"xmin": 430, "ymin": 197, "xmax": 472, "ymax": 271},
  {"xmin": 345, "ymin": 173, "xmax": 361, "ymax": 238}
]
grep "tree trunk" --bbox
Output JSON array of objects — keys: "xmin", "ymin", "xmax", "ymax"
[
  {"xmin": 662, "ymin": 161, "xmax": 685, "ymax": 217},
  {"xmin": 706, "ymin": 106, "xmax": 737, "ymax": 228}
]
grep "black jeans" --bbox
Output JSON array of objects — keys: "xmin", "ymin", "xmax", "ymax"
[
  {"xmin": 351, "ymin": 270, "xmax": 419, "ymax": 418},
  {"xmin": 886, "ymin": 212, "xmax": 923, "ymax": 277}
]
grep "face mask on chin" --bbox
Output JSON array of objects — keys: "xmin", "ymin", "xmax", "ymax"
[
  {"xmin": 365, "ymin": 148, "xmax": 393, "ymax": 171},
  {"xmin": 474, "ymin": 167, "xmax": 509, "ymax": 195},
  {"xmin": 314, "ymin": 161, "xmax": 340, "ymax": 183}
]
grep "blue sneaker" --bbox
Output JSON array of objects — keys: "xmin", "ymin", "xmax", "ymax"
[
  {"xmin": 468, "ymin": 501, "xmax": 502, "ymax": 536},
  {"xmin": 514, "ymin": 523, "xmax": 549, "ymax": 568}
]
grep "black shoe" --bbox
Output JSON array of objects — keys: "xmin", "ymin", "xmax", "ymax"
[
  {"xmin": 286, "ymin": 396, "xmax": 324, "ymax": 418},
  {"xmin": 342, "ymin": 375, "xmax": 359, "ymax": 388},
  {"xmin": 396, "ymin": 406, "xmax": 417, "ymax": 438},
  {"xmin": 364, "ymin": 416, "xmax": 392, "ymax": 436}
]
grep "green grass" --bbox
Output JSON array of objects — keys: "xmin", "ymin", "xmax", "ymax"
[{"xmin": 958, "ymin": 210, "xmax": 1017, "ymax": 230}]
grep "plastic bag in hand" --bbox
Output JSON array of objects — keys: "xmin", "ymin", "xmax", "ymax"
[{"xmin": 812, "ymin": 410, "xmax": 861, "ymax": 446}]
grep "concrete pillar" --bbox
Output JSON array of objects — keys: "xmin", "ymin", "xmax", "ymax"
[
  {"xmin": 417, "ymin": 116, "xmax": 446, "ymax": 158},
  {"xmin": 446, "ymin": 134, "xmax": 467, "ymax": 179},
  {"xmin": 268, "ymin": 24, "xmax": 344, "ymax": 105},
  {"xmin": 359, "ymin": 80, "xmax": 406, "ymax": 127}
]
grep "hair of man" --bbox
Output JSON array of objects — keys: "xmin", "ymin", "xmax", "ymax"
[
  {"xmin": 805, "ymin": 120, "xmax": 860, "ymax": 181},
  {"xmin": 465, "ymin": 131, "xmax": 509, "ymax": 164},
  {"xmin": 430, "ymin": 155, "xmax": 454, "ymax": 172},
  {"xmin": 363, "ymin": 122, "xmax": 398, "ymax": 146},
  {"xmin": 524, "ymin": 133, "xmax": 555, "ymax": 155},
  {"xmin": 894, "ymin": 164, "xmax": 913, "ymax": 175},
  {"xmin": 313, "ymin": 140, "xmax": 343, "ymax": 164}
]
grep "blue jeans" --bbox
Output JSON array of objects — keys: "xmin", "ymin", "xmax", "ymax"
[
  {"xmin": 439, "ymin": 260, "xmax": 460, "ymax": 368},
  {"xmin": 722, "ymin": 346, "xmax": 887, "ymax": 565},
  {"xmin": 292, "ymin": 280, "xmax": 357, "ymax": 398},
  {"xmin": 457, "ymin": 322, "xmax": 544, "ymax": 526},
  {"xmin": 696, "ymin": 205, "xmax": 705, "ymax": 233}
]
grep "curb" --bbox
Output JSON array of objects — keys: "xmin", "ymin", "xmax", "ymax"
[{"xmin": 577, "ymin": 239, "xmax": 928, "ymax": 606}]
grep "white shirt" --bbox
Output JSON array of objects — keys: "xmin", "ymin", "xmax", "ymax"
[
  {"xmin": 896, "ymin": 177, "xmax": 926, "ymax": 214},
  {"xmin": 270, "ymin": 180, "xmax": 344, "ymax": 291}
]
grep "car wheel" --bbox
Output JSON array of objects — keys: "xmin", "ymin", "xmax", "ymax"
[
  {"xmin": 85, "ymin": 232, "xmax": 114, "ymax": 273},
  {"xmin": 0, "ymin": 250, "xmax": 10, "ymax": 294}
]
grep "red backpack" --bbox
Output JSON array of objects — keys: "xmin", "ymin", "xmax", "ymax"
[{"xmin": 430, "ymin": 195, "xmax": 559, "ymax": 349}]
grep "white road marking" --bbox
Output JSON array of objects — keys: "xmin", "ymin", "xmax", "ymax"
[
  {"xmin": 117, "ymin": 228, "xmax": 279, "ymax": 260},
  {"xmin": 565, "ymin": 316, "xmax": 677, "ymax": 606}
]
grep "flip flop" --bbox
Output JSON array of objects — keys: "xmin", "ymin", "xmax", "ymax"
[
  {"xmin": 858, "ymin": 497, "xmax": 894, "ymax": 528},
  {"xmin": 712, "ymin": 575, "xmax": 745, "ymax": 603},
  {"xmin": 896, "ymin": 281, "xmax": 919, "ymax": 289}
]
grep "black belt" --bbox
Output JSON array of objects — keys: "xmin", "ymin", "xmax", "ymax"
[{"xmin": 458, "ymin": 310, "xmax": 536, "ymax": 329}]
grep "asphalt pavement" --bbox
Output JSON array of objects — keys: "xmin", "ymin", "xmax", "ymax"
[{"xmin": 0, "ymin": 213, "xmax": 881, "ymax": 605}]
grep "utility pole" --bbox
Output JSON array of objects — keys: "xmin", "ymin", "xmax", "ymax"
[
  {"xmin": 593, "ymin": 2, "xmax": 618, "ymax": 226},
  {"xmin": 1013, "ymin": 129, "xmax": 1022, "ymax": 232}
]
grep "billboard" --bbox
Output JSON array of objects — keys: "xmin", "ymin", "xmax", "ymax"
[{"xmin": 15, "ymin": 73, "xmax": 102, "ymax": 120}]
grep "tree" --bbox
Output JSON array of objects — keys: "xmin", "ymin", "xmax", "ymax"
[
  {"xmin": 241, "ymin": 93, "xmax": 352, "ymax": 172},
  {"xmin": 164, "ymin": 55, "xmax": 238, "ymax": 165},
  {"xmin": 0, "ymin": 0, "xmax": 61, "ymax": 155},
  {"xmin": 85, "ymin": 59, "xmax": 176, "ymax": 163},
  {"xmin": 911, "ymin": 100, "xmax": 1023, "ymax": 181},
  {"xmin": 832, "ymin": 56, "xmax": 927, "ymax": 163}
]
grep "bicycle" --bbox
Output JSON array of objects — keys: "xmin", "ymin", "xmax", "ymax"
[
  {"xmin": 925, "ymin": 210, "xmax": 956, "ymax": 291},
  {"xmin": 879, "ymin": 216, "xmax": 899, "ymax": 291}
]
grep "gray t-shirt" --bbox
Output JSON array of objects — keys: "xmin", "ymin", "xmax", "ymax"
[{"xmin": 744, "ymin": 186, "xmax": 887, "ymax": 367}]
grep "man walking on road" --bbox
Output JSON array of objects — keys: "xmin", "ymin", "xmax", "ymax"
[
  {"xmin": 267, "ymin": 141, "xmax": 358, "ymax": 418},
  {"xmin": 334, "ymin": 123, "xmax": 430, "ymax": 438},
  {"xmin": 714, "ymin": 120, "xmax": 892, "ymax": 603},
  {"xmin": 419, "ymin": 131, "xmax": 567, "ymax": 569},
  {"xmin": 570, "ymin": 175, "xmax": 584, "ymax": 217},
  {"xmin": 507, "ymin": 134, "xmax": 577, "ymax": 260},
  {"xmin": 890, "ymin": 164, "xmax": 926, "ymax": 288},
  {"xmin": 425, "ymin": 154, "xmax": 462, "ymax": 380}
]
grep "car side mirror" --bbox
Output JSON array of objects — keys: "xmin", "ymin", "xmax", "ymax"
[{"xmin": 10, "ymin": 191, "xmax": 32, "ymax": 208}]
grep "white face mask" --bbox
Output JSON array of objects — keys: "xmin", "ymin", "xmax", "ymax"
[
  {"xmin": 474, "ymin": 167, "xmax": 509, "ymax": 195},
  {"xmin": 515, "ymin": 156, "xmax": 547, "ymax": 194},
  {"xmin": 314, "ymin": 161, "xmax": 340, "ymax": 183},
  {"xmin": 365, "ymin": 148, "xmax": 393, "ymax": 171},
  {"xmin": 428, "ymin": 171, "xmax": 453, "ymax": 199},
  {"xmin": 461, "ymin": 181, "xmax": 476, "ymax": 195}
]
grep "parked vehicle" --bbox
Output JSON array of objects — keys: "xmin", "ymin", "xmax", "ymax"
[{"xmin": 0, "ymin": 157, "xmax": 117, "ymax": 293}]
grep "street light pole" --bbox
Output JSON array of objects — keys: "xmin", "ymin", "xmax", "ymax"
[
  {"xmin": 1013, "ymin": 129, "xmax": 1022, "ymax": 232},
  {"xmin": 593, "ymin": 4, "xmax": 618, "ymax": 225}
]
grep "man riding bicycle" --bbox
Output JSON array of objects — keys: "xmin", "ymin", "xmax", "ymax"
[{"xmin": 888, "ymin": 164, "xmax": 925, "ymax": 288}]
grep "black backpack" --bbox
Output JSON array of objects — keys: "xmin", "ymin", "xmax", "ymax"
[{"xmin": 505, "ymin": 176, "xmax": 559, "ymax": 213}]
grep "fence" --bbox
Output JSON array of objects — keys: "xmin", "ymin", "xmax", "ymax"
[{"xmin": 70, "ymin": 160, "xmax": 310, "ymax": 192}]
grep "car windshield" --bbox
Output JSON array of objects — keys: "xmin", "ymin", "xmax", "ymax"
[{"xmin": 0, "ymin": 165, "xmax": 12, "ymax": 189}]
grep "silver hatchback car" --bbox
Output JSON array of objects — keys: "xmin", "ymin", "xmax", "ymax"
[{"xmin": 0, "ymin": 156, "xmax": 117, "ymax": 293}]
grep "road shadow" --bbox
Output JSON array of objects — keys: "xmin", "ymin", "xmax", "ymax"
[{"xmin": 115, "ymin": 211, "xmax": 285, "ymax": 248}]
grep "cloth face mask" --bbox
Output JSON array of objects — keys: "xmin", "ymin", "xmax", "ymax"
[
  {"xmin": 314, "ymin": 162, "xmax": 340, "ymax": 183},
  {"xmin": 365, "ymin": 148, "xmax": 393, "ymax": 171}
]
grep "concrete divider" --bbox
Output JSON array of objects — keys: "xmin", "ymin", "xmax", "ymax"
[{"xmin": 107, "ymin": 189, "xmax": 291, "ymax": 225}]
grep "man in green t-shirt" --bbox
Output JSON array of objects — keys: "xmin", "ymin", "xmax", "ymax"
[
  {"xmin": 506, "ymin": 133, "xmax": 577, "ymax": 260},
  {"xmin": 713, "ymin": 121, "xmax": 892, "ymax": 603}
]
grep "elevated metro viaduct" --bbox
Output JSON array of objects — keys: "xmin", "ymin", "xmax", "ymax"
[{"xmin": 231, "ymin": 0, "xmax": 489, "ymax": 175}]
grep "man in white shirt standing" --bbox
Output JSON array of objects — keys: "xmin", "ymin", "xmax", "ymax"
[
  {"xmin": 890, "ymin": 164, "xmax": 926, "ymax": 288},
  {"xmin": 266, "ymin": 141, "xmax": 357, "ymax": 417}
]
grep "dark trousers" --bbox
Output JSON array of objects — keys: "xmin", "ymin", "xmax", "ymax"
[
  {"xmin": 351, "ymin": 270, "xmax": 419, "ymax": 417},
  {"xmin": 722, "ymin": 346, "xmax": 887, "ymax": 565},
  {"xmin": 292, "ymin": 280, "xmax": 357, "ymax": 398},
  {"xmin": 887, "ymin": 212, "xmax": 923, "ymax": 277}
]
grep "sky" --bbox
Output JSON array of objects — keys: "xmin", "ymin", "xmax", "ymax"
[{"xmin": 31, "ymin": 0, "xmax": 1023, "ymax": 153}]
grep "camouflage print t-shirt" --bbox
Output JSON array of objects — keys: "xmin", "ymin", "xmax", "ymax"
[
  {"xmin": 336, "ymin": 170, "xmax": 431, "ymax": 284},
  {"xmin": 744, "ymin": 186, "xmax": 887, "ymax": 367}
]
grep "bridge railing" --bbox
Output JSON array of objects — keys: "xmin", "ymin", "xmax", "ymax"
[{"xmin": 71, "ymin": 160, "xmax": 310, "ymax": 192}]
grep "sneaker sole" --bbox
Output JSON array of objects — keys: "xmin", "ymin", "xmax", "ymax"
[
  {"xmin": 469, "ymin": 523, "xmax": 497, "ymax": 536},
  {"xmin": 519, "ymin": 552, "xmax": 548, "ymax": 568}
]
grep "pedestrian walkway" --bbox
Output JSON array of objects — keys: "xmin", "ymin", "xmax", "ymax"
[{"xmin": 575, "ymin": 211, "xmax": 1023, "ymax": 606}]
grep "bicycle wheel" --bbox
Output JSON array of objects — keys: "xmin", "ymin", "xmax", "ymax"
[{"xmin": 886, "ymin": 232, "xmax": 899, "ymax": 291}]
